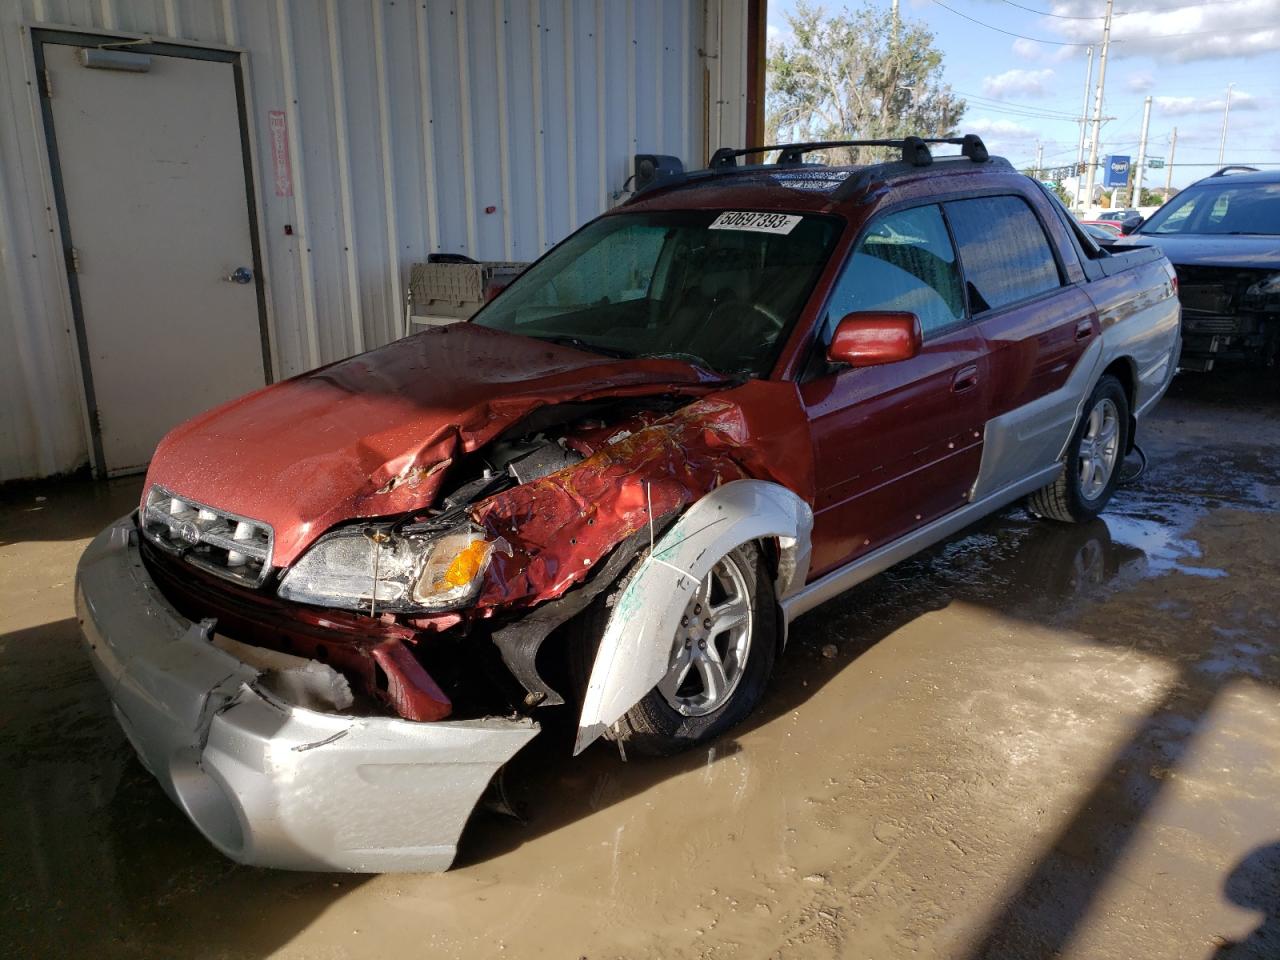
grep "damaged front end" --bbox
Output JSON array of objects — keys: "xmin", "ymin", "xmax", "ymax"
[
  {"xmin": 76, "ymin": 518, "xmax": 538, "ymax": 873},
  {"xmin": 80, "ymin": 326, "xmax": 814, "ymax": 871}
]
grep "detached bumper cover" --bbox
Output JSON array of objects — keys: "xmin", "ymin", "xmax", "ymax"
[{"xmin": 75, "ymin": 516, "xmax": 539, "ymax": 873}]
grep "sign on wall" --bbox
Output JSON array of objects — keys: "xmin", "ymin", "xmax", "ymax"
[{"xmin": 268, "ymin": 109, "xmax": 293, "ymax": 198}]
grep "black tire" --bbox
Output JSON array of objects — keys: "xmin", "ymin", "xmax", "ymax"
[
  {"xmin": 1028, "ymin": 374, "xmax": 1131, "ymax": 524},
  {"xmin": 569, "ymin": 541, "xmax": 778, "ymax": 757}
]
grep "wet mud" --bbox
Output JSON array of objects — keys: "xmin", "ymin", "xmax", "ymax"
[{"xmin": 2, "ymin": 369, "xmax": 1278, "ymax": 959}]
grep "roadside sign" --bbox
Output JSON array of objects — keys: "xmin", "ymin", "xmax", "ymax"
[
  {"xmin": 1147, "ymin": 157, "xmax": 1165, "ymax": 170},
  {"xmin": 1103, "ymin": 155, "xmax": 1131, "ymax": 188}
]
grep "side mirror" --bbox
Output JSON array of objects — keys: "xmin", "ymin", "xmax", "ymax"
[{"xmin": 826, "ymin": 311, "xmax": 923, "ymax": 367}]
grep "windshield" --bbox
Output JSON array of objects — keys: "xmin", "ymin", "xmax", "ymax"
[
  {"xmin": 471, "ymin": 210, "xmax": 842, "ymax": 377},
  {"xmin": 1139, "ymin": 180, "xmax": 1280, "ymax": 236}
]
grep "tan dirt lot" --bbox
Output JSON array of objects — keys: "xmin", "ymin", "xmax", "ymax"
[{"xmin": 2, "ymin": 370, "xmax": 1278, "ymax": 960}]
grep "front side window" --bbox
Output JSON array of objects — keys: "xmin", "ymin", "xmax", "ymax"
[
  {"xmin": 945, "ymin": 195, "xmax": 1062, "ymax": 313},
  {"xmin": 824, "ymin": 204, "xmax": 965, "ymax": 340},
  {"xmin": 1140, "ymin": 181, "xmax": 1280, "ymax": 236},
  {"xmin": 472, "ymin": 210, "xmax": 841, "ymax": 378}
]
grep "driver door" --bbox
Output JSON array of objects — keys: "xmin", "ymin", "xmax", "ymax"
[{"xmin": 800, "ymin": 204, "xmax": 989, "ymax": 578}]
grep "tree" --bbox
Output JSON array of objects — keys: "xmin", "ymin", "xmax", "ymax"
[
  {"xmin": 767, "ymin": 1, "xmax": 966, "ymax": 165},
  {"xmin": 1022, "ymin": 168, "xmax": 1072, "ymax": 207}
]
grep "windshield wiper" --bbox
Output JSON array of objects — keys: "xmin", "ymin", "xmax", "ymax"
[{"xmin": 532, "ymin": 335, "xmax": 633, "ymax": 359}]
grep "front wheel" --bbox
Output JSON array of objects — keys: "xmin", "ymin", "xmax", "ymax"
[
  {"xmin": 570, "ymin": 542, "xmax": 778, "ymax": 757},
  {"xmin": 1028, "ymin": 374, "xmax": 1130, "ymax": 524}
]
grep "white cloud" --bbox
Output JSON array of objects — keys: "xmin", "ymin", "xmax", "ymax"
[
  {"xmin": 1012, "ymin": 37, "xmax": 1043, "ymax": 61},
  {"xmin": 1010, "ymin": 38, "xmax": 1079, "ymax": 63},
  {"xmin": 1049, "ymin": 0, "xmax": 1280, "ymax": 63},
  {"xmin": 1126, "ymin": 72, "xmax": 1154, "ymax": 93},
  {"xmin": 982, "ymin": 68, "xmax": 1055, "ymax": 98},
  {"xmin": 968, "ymin": 117, "xmax": 1042, "ymax": 140},
  {"xmin": 1155, "ymin": 91, "xmax": 1261, "ymax": 116}
]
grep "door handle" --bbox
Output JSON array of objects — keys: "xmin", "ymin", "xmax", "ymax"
[
  {"xmin": 1075, "ymin": 319, "xmax": 1094, "ymax": 341},
  {"xmin": 952, "ymin": 364, "xmax": 979, "ymax": 393}
]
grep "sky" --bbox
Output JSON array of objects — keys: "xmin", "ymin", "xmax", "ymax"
[{"xmin": 766, "ymin": 0, "xmax": 1280, "ymax": 190}]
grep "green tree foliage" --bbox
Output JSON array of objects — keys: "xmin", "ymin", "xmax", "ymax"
[
  {"xmin": 766, "ymin": 1, "xmax": 966, "ymax": 165},
  {"xmin": 1020, "ymin": 167, "xmax": 1072, "ymax": 207}
]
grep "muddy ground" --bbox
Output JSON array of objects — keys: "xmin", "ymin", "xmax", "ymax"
[{"xmin": 1, "ymin": 370, "xmax": 1277, "ymax": 960}]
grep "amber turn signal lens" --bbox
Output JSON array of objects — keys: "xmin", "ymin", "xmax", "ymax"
[{"xmin": 439, "ymin": 538, "xmax": 491, "ymax": 589}]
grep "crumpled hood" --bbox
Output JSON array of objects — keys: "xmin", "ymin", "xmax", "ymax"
[{"xmin": 143, "ymin": 324, "xmax": 723, "ymax": 567}]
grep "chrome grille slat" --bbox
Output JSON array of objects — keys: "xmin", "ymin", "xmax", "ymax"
[{"xmin": 140, "ymin": 486, "xmax": 274, "ymax": 587}]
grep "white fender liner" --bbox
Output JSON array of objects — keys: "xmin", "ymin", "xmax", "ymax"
[{"xmin": 573, "ymin": 480, "xmax": 813, "ymax": 755}]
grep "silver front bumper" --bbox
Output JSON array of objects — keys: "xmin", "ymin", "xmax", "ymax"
[{"xmin": 75, "ymin": 516, "xmax": 539, "ymax": 873}]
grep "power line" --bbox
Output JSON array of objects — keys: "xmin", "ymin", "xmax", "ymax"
[
  {"xmin": 928, "ymin": 0, "xmax": 1098, "ymax": 43},
  {"xmin": 957, "ymin": 90, "xmax": 1084, "ymax": 118},
  {"xmin": 1002, "ymin": 0, "xmax": 1277, "ymax": 18},
  {"xmin": 931, "ymin": 0, "xmax": 1279, "ymax": 45},
  {"xmin": 1000, "ymin": 0, "xmax": 1104, "ymax": 18}
]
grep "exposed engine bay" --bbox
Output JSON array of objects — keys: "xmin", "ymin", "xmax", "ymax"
[{"xmin": 138, "ymin": 395, "xmax": 699, "ymax": 724}]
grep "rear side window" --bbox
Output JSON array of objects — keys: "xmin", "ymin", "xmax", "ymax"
[
  {"xmin": 945, "ymin": 196, "xmax": 1062, "ymax": 313},
  {"xmin": 825, "ymin": 204, "xmax": 965, "ymax": 339}
]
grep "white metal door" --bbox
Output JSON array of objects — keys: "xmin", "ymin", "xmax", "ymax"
[{"xmin": 43, "ymin": 44, "xmax": 267, "ymax": 476}]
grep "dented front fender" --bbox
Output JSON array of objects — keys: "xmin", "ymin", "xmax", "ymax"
[{"xmin": 573, "ymin": 480, "xmax": 813, "ymax": 754}]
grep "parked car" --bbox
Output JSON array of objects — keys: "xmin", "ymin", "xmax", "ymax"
[
  {"xmin": 1081, "ymin": 222, "xmax": 1121, "ymax": 246},
  {"xmin": 76, "ymin": 134, "xmax": 1181, "ymax": 873},
  {"xmin": 1113, "ymin": 166, "xmax": 1280, "ymax": 372},
  {"xmin": 1096, "ymin": 208, "xmax": 1145, "ymax": 234}
]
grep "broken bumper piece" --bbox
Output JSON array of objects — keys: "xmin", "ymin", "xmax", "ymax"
[{"xmin": 75, "ymin": 516, "xmax": 539, "ymax": 873}]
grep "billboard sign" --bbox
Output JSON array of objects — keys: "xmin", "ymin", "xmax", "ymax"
[{"xmin": 1103, "ymin": 155, "xmax": 1131, "ymax": 188}]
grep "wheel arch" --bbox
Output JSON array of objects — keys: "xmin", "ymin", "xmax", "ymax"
[
  {"xmin": 1100, "ymin": 355, "xmax": 1139, "ymax": 452},
  {"xmin": 572, "ymin": 479, "xmax": 813, "ymax": 755}
]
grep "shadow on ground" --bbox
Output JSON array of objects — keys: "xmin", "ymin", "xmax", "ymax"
[{"xmin": 0, "ymin": 367, "xmax": 1277, "ymax": 959}]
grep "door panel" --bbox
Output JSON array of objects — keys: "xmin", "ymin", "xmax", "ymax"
[
  {"xmin": 802, "ymin": 329, "xmax": 988, "ymax": 577},
  {"xmin": 978, "ymin": 287, "xmax": 1097, "ymax": 420},
  {"xmin": 799, "ymin": 203, "xmax": 989, "ymax": 577},
  {"xmin": 43, "ymin": 44, "xmax": 266, "ymax": 475},
  {"xmin": 943, "ymin": 194, "xmax": 1098, "ymax": 500}
]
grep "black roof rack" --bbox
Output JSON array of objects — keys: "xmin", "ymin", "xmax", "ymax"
[
  {"xmin": 627, "ymin": 133, "xmax": 1001, "ymax": 201},
  {"xmin": 707, "ymin": 134, "xmax": 989, "ymax": 170},
  {"xmin": 1210, "ymin": 165, "xmax": 1260, "ymax": 177}
]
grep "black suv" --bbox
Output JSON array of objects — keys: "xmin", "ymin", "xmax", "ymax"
[{"xmin": 1115, "ymin": 166, "xmax": 1280, "ymax": 372}]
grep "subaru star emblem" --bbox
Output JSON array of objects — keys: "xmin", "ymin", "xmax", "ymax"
[{"xmin": 178, "ymin": 520, "xmax": 202, "ymax": 545}]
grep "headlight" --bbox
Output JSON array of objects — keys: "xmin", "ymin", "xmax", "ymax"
[
  {"xmin": 1245, "ymin": 273, "xmax": 1280, "ymax": 298},
  {"xmin": 277, "ymin": 523, "xmax": 508, "ymax": 613}
]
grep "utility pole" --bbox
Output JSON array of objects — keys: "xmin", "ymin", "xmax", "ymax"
[
  {"xmin": 1034, "ymin": 141, "xmax": 1044, "ymax": 180},
  {"xmin": 1165, "ymin": 126, "xmax": 1177, "ymax": 197},
  {"xmin": 1132, "ymin": 95, "xmax": 1152, "ymax": 207},
  {"xmin": 1217, "ymin": 83, "xmax": 1234, "ymax": 165},
  {"xmin": 1074, "ymin": 45, "xmax": 1094, "ymax": 210},
  {"xmin": 1083, "ymin": 0, "xmax": 1114, "ymax": 211}
]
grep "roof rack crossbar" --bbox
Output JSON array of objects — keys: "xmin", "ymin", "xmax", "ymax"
[
  {"xmin": 1211, "ymin": 165, "xmax": 1260, "ymax": 177},
  {"xmin": 707, "ymin": 135, "xmax": 988, "ymax": 170}
]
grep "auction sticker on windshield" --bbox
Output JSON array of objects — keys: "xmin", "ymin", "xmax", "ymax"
[{"xmin": 710, "ymin": 211, "xmax": 803, "ymax": 234}]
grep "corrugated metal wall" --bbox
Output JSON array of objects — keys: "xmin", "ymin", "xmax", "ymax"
[{"xmin": 0, "ymin": 0, "xmax": 749, "ymax": 482}]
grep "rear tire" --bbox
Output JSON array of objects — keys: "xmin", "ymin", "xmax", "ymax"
[
  {"xmin": 569, "ymin": 542, "xmax": 777, "ymax": 757},
  {"xmin": 1028, "ymin": 374, "xmax": 1130, "ymax": 524}
]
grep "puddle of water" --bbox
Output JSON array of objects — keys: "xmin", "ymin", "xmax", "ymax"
[{"xmin": 1102, "ymin": 512, "xmax": 1227, "ymax": 580}]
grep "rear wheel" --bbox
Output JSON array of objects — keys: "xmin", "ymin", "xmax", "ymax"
[
  {"xmin": 1028, "ymin": 375, "xmax": 1130, "ymax": 524},
  {"xmin": 570, "ymin": 542, "xmax": 777, "ymax": 757}
]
